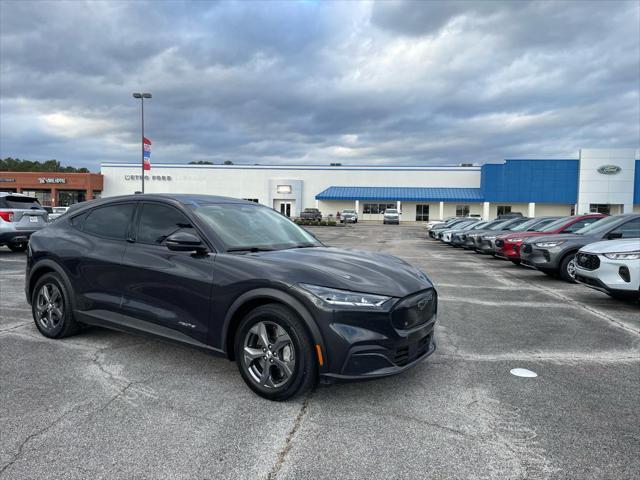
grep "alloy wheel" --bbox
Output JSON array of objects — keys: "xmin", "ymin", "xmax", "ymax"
[
  {"xmin": 243, "ymin": 321, "xmax": 295, "ymax": 389},
  {"xmin": 567, "ymin": 258, "xmax": 577, "ymax": 280},
  {"xmin": 35, "ymin": 283, "xmax": 64, "ymax": 330}
]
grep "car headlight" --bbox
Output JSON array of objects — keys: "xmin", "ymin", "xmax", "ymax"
[
  {"xmin": 507, "ymin": 238, "xmax": 524, "ymax": 243},
  {"xmin": 603, "ymin": 251, "xmax": 640, "ymax": 260},
  {"xmin": 299, "ymin": 284, "xmax": 392, "ymax": 309},
  {"xmin": 534, "ymin": 240, "xmax": 566, "ymax": 248}
]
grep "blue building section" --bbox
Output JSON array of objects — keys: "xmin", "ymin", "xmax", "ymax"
[
  {"xmin": 635, "ymin": 160, "xmax": 640, "ymax": 204},
  {"xmin": 481, "ymin": 159, "xmax": 579, "ymax": 204},
  {"xmin": 316, "ymin": 186, "xmax": 483, "ymax": 202}
]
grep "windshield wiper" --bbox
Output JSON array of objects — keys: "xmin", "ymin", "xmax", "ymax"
[
  {"xmin": 226, "ymin": 247, "xmax": 276, "ymax": 253},
  {"xmin": 291, "ymin": 243, "xmax": 319, "ymax": 249}
]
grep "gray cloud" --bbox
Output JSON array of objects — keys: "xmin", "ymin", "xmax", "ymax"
[{"xmin": 0, "ymin": 0, "xmax": 638, "ymax": 170}]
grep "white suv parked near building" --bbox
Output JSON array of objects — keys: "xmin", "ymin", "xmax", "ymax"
[{"xmin": 575, "ymin": 239, "xmax": 640, "ymax": 300}]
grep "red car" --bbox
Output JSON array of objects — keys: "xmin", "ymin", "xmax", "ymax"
[{"xmin": 494, "ymin": 214, "xmax": 606, "ymax": 264}]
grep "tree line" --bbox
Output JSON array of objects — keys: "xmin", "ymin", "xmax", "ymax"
[{"xmin": 0, "ymin": 158, "xmax": 90, "ymax": 173}]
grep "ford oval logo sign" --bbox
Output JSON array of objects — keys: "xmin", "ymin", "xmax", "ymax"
[{"xmin": 597, "ymin": 165, "xmax": 621, "ymax": 175}]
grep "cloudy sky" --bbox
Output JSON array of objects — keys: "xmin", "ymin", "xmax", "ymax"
[{"xmin": 0, "ymin": 0, "xmax": 638, "ymax": 171}]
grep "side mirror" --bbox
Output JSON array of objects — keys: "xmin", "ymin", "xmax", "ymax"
[
  {"xmin": 607, "ymin": 232, "xmax": 623, "ymax": 240},
  {"xmin": 166, "ymin": 232, "xmax": 206, "ymax": 252}
]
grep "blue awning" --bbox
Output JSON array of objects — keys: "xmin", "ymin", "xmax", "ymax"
[{"xmin": 315, "ymin": 186, "xmax": 484, "ymax": 202}]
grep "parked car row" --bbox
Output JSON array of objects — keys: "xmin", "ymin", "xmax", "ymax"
[{"xmin": 427, "ymin": 213, "xmax": 640, "ymax": 301}]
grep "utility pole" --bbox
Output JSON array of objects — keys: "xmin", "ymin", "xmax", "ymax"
[{"xmin": 132, "ymin": 92, "xmax": 152, "ymax": 193}]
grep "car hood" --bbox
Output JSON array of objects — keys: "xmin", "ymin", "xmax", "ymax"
[
  {"xmin": 225, "ymin": 247, "xmax": 433, "ymax": 298},
  {"xmin": 497, "ymin": 231, "xmax": 552, "ymax": 240},
  {"xmin": 522, "ymin": 233, "xmax": 594, "ymax": 245},
  {"xmin": 580, "ymin": 239, "xmax": 640, "ymax": 254}
]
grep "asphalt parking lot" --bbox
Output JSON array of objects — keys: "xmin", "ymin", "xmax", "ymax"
[{"xmin": 1, "ymin": 224, "xmax": 639, "ymax": 480}]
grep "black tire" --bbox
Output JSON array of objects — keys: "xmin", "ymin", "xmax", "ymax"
[
  {"xmin": 8, "ymin": 243, "xmax": 28, "ymax": 252},
  {"xmin": 235, "ymin": 304, "xmax": 317, "ymax": 401},
  {"xmin": 559, "ymin": 253, "xmax": 577, "ymax": 283},
  {"xmin": 510, "ymin": 259, "xmax": 521, "ymax": 266},
  {"xmin": 31, "ymin": 272, "xmax": 80, "ymax": 339}
]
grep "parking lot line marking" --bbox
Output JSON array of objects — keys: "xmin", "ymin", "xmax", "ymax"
[
  {"xmin": 439, "ymin": 351, "xmax": 640, "ymax": 363},
  {"xmin": 438, "ymin": 297, "xmax": 567, "ymax": 308}
]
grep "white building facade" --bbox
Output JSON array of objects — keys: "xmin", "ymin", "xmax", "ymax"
[{"xmin": 101, "ymin": 148, "xmax": 640, "ymax": 222}]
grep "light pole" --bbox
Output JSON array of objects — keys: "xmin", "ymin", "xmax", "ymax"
[{"xmin": 132, "ymin": 92, "xmax": 152, "ymax": 193}]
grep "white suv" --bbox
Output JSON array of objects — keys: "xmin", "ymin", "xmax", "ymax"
[
  {"xmin": 0, "ymin": 193, "xmax": 49, "ymax": 252},
  {"xmin": 575, "ymin": 239, "xmax": 640, "ymax": 300}
]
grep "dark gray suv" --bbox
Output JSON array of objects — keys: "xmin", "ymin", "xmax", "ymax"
[{"xmin": 520, "ymin": 214, "xmax": 640, "ymax": 282}]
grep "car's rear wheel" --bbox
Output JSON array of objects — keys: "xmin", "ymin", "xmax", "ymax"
[
  {"xmin": 31, "ymin": 272, "xmax": 79, "ymax": 338},
  {"xmin": 559, "ymin": 254, "xmax": 577, "ymax": 283},
  {"xmin": 510, "ymin": 259, "xmax": 521, "ymax": 265},
  {"xmin": 8, "ymin": 243, "xmax": 27, "ymax": 252},
  {"xmin": 235, "ymin": 304, "xmax": 317, "ymax": 401}
]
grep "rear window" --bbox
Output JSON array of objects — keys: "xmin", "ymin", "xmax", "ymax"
[
  {"xmin": 83, "ymin": 203, "xmax": 136, "ymax": 240},
  {"xmin": 0, "ymin": 195, "xmax": 42, "ymax": 210}
]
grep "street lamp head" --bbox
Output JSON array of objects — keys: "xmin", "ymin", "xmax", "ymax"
[
  {"xmin": 142, "ymin": 93, "xmax": 152, "ymax": 98},
  {"xmin": 132, "ymin": 93, "xmax": 142, "ymax": 98}
]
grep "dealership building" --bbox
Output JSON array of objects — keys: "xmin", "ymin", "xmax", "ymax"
[{"xmin": 101, "ymin": 148, "xmax": 640, "ymax": 222}]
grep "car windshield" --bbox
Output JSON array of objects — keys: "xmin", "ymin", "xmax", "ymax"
[
  {"xmin": 488, "ymin": 220, "xmax": 513, "ymax": 230},
  {"xmin": 510, "ymin": 217, "xmax": 545, "ymax": 232},
  {"xmin": 342, "ymin": 210, "xmax": 355, "ymax": 214},
  {"xmin": 470, "ymin": 221, "xmax": 488, "ymax": 230},
  {"xmin": 193, "ymin": 203, "xmax": 322, "ymax": 251},
  {"xmin": 459, "ymin": 221, "xmax": 481, "ymax": 230},
  {"xmin": 538, "ymin": 216, "xmax": 573, "ymax": 232},
  {"xmin": 385, "ymin": 209, "xmax": 398, "ymax": 214},
  {"xmin": 573, "ymin": 215, "xmax": 620, "ymax": 235},
  {"xmin": 451, "ymin": 221, "xmax": 473, "ymax": 229}
]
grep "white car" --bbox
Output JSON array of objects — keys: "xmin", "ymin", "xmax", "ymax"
[
  {"xmin": 575, "ymin": 239, "xmax": 640, "ymax": 300},
  {"xmin": 48, "ymin": 206, "xmax": 69, "ymax": 221}
]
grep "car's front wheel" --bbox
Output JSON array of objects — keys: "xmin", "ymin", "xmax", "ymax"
[
  {"xmin": 235, "ymin": 304, "xmax": 317, "ymax": 401},
  {"xmin": 559, "ymin": 253, "xmax": 577, "ymax": 283},
  {"xmin": 31, "ymin": 272, "xmax": 80, "ymax": 338}
]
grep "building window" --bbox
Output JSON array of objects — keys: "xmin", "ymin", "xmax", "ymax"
[
  {"xmin": 589, "ymin": 204, "xmax": 610, "ymax": 214},
  {"xmin": 497, "ymin": 205, "xmax": 512, "ymax": 216},
  {"xmin": 243, "ymin": 198, "xmax": 259, "ymax": 203},
  {"xmin": 276, "ymin": 185, "xmax": 292, "ymax": 194},
  {"xmin": 416, "ymin": 204, "xmax": 429, "ymax": 221},
  {"xmin": 456, "ymin": 205, "xmax": 470, "ymax": 216},
  {"xmin": 21, "ymin": 190, "xmax": 52, "ymax": 206},
  {"xmin": 93, "ymin": 191, "xmax": 102, "ymax": 200},
  {"xmin": 57, "ymin": 190, "xmax": 86, "ymax": 206},
  {"xmin": 363, "ymin": 203, "xmax": 395, "ymax": 214}
]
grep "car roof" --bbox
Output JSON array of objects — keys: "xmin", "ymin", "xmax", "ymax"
[{"xmin": 0, "ymin": 192, "xmax": 37, "ymax": 199}]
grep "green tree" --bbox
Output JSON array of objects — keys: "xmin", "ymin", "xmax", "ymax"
[{"xmin": 0, "ymin": 157, "xmax": 89, "ymax": 173}]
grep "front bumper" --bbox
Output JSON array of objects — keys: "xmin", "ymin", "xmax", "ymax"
[
  {"xmin": 304, "ymin": 288, "xmax": 438, "ymax": 382},
  {"xmin": 575, "ymin": 256, "xmax": 639, "ymax": 295},
  {"xmin": 476, "ymin": 238, "xmax": 496, "ymax": 254},
  {"xmin": 520, "ymin": 244, "xmax": 560, "ymax": 270},
  {"xmin": 383, "ymin": 218, "xmax": 400, "ymax": 224},
  {"xmin": 495, "ymin": 241, "xmax": 521, "ymax": 260}
]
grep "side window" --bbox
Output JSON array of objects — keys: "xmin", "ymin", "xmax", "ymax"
[
  {"xmin": 564, "ymin": 218, "xmax": 598, "ymax": 233},
  {"xmin": 69, "ymin": 212, "xmax": 87, "ymax": 229},
  {"xmin": 83, "ymin": 204, "xmax": 136, "ymax": 240},
  {"xmin": 136, "ymin": 203, "xmax": 192, "ymax": 245},
  {"xmin": 609, "ymin": 218, "xmax": 640, "ymax": 238}
]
